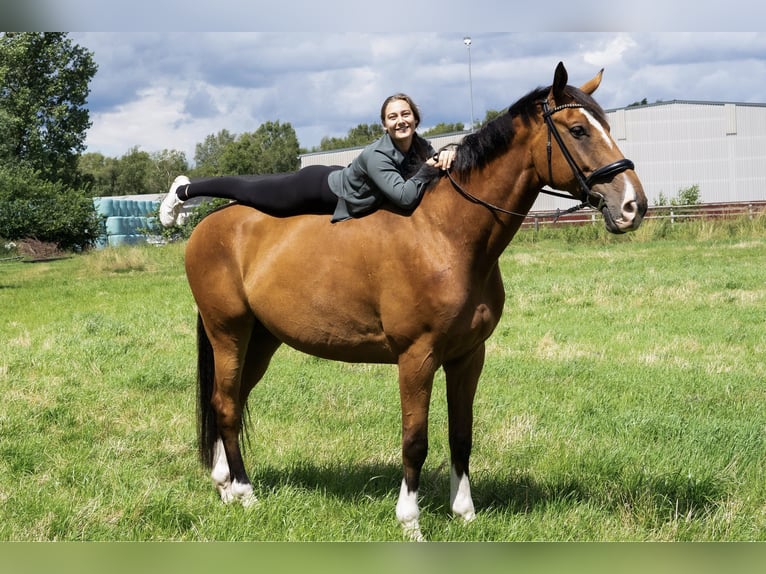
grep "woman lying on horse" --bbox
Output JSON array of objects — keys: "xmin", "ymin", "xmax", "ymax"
[{"xmin": 159, "ymin": 93, "xmax": 456, "ymax": 226}]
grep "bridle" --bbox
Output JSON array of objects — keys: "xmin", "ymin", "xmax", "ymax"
[
  {"xmin": 540, "ymin": 99, "xmax": 634, "ymax": 211},
  {"xmin": 445, "ymin": 99, "xmax": 635, "ymax": 219}
]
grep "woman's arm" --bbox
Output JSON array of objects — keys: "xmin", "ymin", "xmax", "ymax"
[{"xmin": 365, "ymin": 153, "xmax": 439, "ymax": 210}]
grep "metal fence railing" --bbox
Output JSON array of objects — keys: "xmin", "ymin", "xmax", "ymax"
[{"xmin": 522, "ymin": 200, "xmax": 766, "ymax": 230}]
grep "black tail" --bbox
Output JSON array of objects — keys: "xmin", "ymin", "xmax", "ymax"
[{"xmin": 196, "ymin": 313, "xmax": 217, "ymax": 469}]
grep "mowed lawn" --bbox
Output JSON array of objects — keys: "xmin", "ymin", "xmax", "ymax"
[{"xmin": 1, "ymin": 218, "xmax": 765, "ymax": 541}]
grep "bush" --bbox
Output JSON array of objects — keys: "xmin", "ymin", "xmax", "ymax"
[
  {"xmin": 656, "ymin": 183, "xmax": 701, "ymax": 207},
  {"xmin": 0, "ymin": 165, "xmax": 102, "ymax": 250}
]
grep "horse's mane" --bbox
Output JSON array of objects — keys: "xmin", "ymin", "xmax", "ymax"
[{"xmin": 445, "ymin": 83, "xmax": 608, "ymax": 179}]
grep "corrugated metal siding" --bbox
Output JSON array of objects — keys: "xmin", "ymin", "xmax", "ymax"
[
  {"xmin": 299, "ymin": 102, "xmax": 766, "ymax": 210},
  {"xmin": 607, "ymin": 102, "xmax": 766, "ymax": 204}
]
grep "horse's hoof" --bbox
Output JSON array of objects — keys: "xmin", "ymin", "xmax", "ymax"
[{"xmin": 401, "ymin": 520, "xmax": 425, "ymax": 542}]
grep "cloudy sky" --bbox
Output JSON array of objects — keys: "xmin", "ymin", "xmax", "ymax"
[{"xmin": 57, "ymin": 19, "xmax": 764, "ymax": 165}]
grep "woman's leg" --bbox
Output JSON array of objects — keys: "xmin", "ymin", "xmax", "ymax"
[{"xmin": 159, "ymin": 166, "xmax": 341, "ymax": 226}]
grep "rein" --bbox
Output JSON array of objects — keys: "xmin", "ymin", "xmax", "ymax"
[
  {"xmin": 444, "ymin": 100, "xmax": 635, "ymax": 221},
  {"xmin": 445, "ymin": 169, "xmax": 588, "ymax": 220}
]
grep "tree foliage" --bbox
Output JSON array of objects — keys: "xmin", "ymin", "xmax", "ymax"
[
  {"xmin": 315, "ymin": 123, "xmax": 384, "ymax": 152},
  {"xmin": 79, "ymin": 147, "xmax": 189, "ymax": 197},
  {"xmin": 0, "ymin": 164, "xmax": 101, "ymax": 250},
  {"xmin": 0, "ymin": 32, "xmax": 97, "ymax": 187},
  {"xmin": 219, "ymin": 121, "xmax": 300, "ymax": 174},
  {"xmin": 193, "ymin": 129, "xmax": 236, "ymax": 177},
  {"xmin": 422, "ymin": 122, "xmax": 465, "ymax": 136}
]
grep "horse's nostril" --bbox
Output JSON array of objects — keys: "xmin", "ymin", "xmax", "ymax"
[{"xmin": 623, "ymin": 200, "xmax": 637, "ymax": 215}]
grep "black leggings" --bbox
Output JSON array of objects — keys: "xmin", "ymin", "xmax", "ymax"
[{"xmin": 179, "ymin": 164, "xmax": 343, "ymax": 217}]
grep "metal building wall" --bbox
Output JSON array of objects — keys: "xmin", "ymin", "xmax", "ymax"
[{"xmin": 608, "ymin": 101, "xmax": 766, "ymax": 205}]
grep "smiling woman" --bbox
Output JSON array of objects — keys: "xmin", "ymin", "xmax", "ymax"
[{"xmin": 158, "ymin": 93, "xmax": 458, "ymax": 226}]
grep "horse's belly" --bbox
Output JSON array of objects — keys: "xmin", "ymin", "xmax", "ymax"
[{"xmin": 251, "ymin": 296, "xmax": 397, "ymax": 364}]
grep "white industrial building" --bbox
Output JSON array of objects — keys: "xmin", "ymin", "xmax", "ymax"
[{"xmin": 300, "ymin": 100, "xmax": 766, "ymax": 211}]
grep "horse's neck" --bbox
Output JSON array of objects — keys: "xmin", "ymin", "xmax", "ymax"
[{"xmin": 424, "ymin": 159, "xmax": 541, "ymax": 263}]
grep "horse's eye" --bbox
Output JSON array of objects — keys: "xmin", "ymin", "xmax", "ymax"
[{"xmin": 570, "ymin": 125, "xmax": 587, "ymax": 139}]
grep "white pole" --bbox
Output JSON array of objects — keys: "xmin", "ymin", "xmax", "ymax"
[{"xmin": 463, "ymin": 36, "xmax": 475, "ymax": 131}]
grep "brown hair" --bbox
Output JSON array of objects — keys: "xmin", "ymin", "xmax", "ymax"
[{"xmin": 380, "ymin": 93, "xmax": 421, "ymax": 128}]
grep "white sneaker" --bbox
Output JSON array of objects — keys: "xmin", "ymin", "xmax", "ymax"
[{"xmin": 159, "ymin": 175, "xmax": 190, "ymax": 227}]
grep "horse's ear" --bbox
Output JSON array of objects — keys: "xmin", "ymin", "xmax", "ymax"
[
  {"xmin": 580, "ymin": 69, "xmax": 604, "ymax": 95},
  {"xmin": 550, "ymin": 61, "xmax": 568, "ymax": 103}
]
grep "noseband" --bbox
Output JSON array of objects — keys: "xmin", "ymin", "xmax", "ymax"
[{"xmin": 541, "ymin": 100, "xmax": 634, "ymax": 211}]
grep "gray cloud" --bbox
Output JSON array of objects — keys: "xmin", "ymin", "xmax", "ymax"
[{"xmin": 70, "ymin": 32, "xmax": 766, "ymax": 163}]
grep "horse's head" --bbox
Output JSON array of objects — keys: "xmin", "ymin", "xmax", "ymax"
[{"xmin": 533, "ymin": 62, "xmax": 647, "ymax": 234}]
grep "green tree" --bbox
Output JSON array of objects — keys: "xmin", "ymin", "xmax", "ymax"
[
  {"xmin": 423, "ymin": 122, "xmax": 465, "ymax": 136},
  {"xmin": 0, "ymin": 32, "xmax": 97, "ymax": 187},
  {"xmin": 115, "ymin": 146, "xmax": 153, "ymax": 196},
  {"xmin": 316, "ymin": 123, "xmax": 384, "ymax": 151},
  {"xmin": 78, "ymin": 152, "xmax": 119, "ymax": 197},
  {"xmin": 0, "ymin": 164, "xmax": 101, "ymax": 249},
  {"xmin": 193, "ymin": 129, "xmax": 236, "ymax": 177},
  {"xmin": 149, "ymin": 149, "xmax": 188, "ymax": 194},
  {"xmin": 220, "ymin": 121, "xmax": 300, "ymax": 175}
]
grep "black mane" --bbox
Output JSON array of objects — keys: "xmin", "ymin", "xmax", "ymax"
[{"xmin": 449, "ymin": 83, "xmax": 608, "ymax": 177}]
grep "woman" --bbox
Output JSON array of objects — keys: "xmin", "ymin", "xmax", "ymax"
[{"xmin": 159, "ymin": 93, "xmax": 456, "ymax": 226}]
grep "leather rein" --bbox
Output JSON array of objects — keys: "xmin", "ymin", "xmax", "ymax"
[{"xmin": 444, "ymin": 100, "xmax": 635, "ymax": 220}]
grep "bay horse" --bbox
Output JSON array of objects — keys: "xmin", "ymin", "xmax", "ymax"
[{"xmin": 185, "ymin": 62, "xmax": 647, "ymax": 540}]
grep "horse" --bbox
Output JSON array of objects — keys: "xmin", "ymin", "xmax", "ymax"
[{"xmin": 184, "ymin": 62, "xmax": 648, "ymax": 540}]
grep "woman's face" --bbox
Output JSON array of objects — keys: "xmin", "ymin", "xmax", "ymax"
[{"xmin": 383, "ymin": 99, "xmax": 417, "ymax": 151}]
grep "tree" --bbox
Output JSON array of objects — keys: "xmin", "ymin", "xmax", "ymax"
[
  {"xmin": 193, "ymin": 129, "xmax": 236, "ymax": 177},
  {"xmin": 422, "ymin": 122, "xmax": 465, "ymax": 136},
  {"xmin": 220, "ymin": 121, "xmax": 300, "ymax": 175},
  {"xmin": 316, "ymin": 123, "xmax": 384, "ymax": 151},
  {"xmin": 115, "ymin": 146, "xmax": 153, "ymax": 196},
  {"xmin": 78, "ymin": 152, "xmax": 119, "ymax": 196},
  {"xmin": 0, "ymin": 33, "xmax": 97, "ymax": 187},
  {"xmin": 149, "ymin": 149, "xmax": 188, "ymax": 193},
  {"xmin": 0, "ymin": 164, "xmax": 101, "ymax": 250}
]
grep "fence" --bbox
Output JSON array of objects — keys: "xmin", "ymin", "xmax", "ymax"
[{"xmin": 522, "ymin": 200, "xmax": 766, "ymax": 231}]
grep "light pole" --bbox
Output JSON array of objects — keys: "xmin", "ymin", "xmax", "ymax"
[{"xmin": 463, "ymin": 36, "xmax": 475, "ymax": 131}]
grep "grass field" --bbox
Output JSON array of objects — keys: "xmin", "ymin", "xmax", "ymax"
[{"xmin": 1, "ymin": 216, "xmax": 765, "ymax": 541}]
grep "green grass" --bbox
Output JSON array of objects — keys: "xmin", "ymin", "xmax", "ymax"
[{"xmin": 1, "ymin": 216, "xmax": 765, "ymax": 540}]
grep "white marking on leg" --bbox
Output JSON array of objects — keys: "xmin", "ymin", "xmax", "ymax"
[
  {"xmin": 211, "ymin": 438, "xmax": 234, "ymax": 503},
  {"xmin": 395, "ymin": 478, "xmax": 423, "ymax": 541},
  {"xmin": 210, "ymin": 438, "xmax": 257, "ymax": 507},
  {"xmin": 450, "ymin": 465, "xmax": 476, "ymax": 523}
]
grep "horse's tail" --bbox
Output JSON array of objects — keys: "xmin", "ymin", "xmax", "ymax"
[{"xmin": 196, "ymin": 312, "xmax": 217, "ymax": 469}]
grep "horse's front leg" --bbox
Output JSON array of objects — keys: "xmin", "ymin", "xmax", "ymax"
[
  {"xmin": 395, "ymin": 348, "xmax": 437, "ymax": 541},
  {"xmin": 444, "ymin": 343, "xmax": 485, "ymax": 523}
]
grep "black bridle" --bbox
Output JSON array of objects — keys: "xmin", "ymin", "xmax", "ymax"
[
  {"xmin": 540, "ymin": 99, "xmax": 634, "ymax": 211},
  {"xmin": 445, "ymin": 99, "xmax": 635, "ymax": 219}
]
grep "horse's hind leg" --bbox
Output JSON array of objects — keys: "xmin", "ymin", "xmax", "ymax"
[
  {"xmin": 444, "ymin": 344, "xmax": 484, "ymax": 523},
  {"xmin": 209, "ymin": 321, "xmax": 281, "ymax": 507}
]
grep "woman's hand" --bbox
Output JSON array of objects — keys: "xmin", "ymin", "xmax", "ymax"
[{"xmin": 428, "ymin": 147, "xmax": 457, "ymax": 171}]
